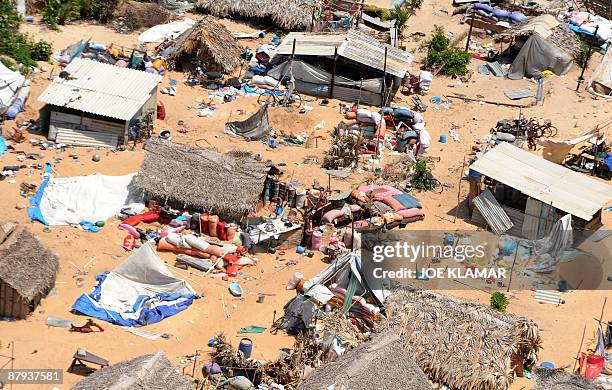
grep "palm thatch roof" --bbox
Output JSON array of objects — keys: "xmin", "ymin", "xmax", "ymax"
[
  {"xmin": 533, "ymin": 367, "xmax": 605, "ymax": 390},
  {"xmin": 133, "ymin": 138, "xmax": 268, "ymax": 216},
  {"xmin": 195, "ymin": 0, "xmax": 315, "ymax": 30},
  {"xmin": 72, "ymin": 351, "xmax": 193, "ymax": 390},
  {"xmin": 298, "ymin": 332, "xmax": 433, "ymax": 390},
  {"xmin": 384, "ymin": 290, "xmax": 542, "ymax": 390},
  {"xmin": 164, "ymin": 16, "xmax": 242, "ymax": 73},
  {"xmin": 0, "ymin": 221, "xmax": 59, "ymax": 301}
]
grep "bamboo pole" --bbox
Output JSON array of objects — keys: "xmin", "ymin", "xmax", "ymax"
[
  {"xmin": 572, "ymin": 324, "xmax": 587, "ymax": 373},
  {"xmin": 454, "ymin": 155, "xmax": 467, "ymax": 223}
]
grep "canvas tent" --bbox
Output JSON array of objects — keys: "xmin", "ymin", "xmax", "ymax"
[
  {"xmin": 588, "ymin": 48, "xmax": 612, "ymax": 98},
  {"xmin": 72, "ymin": 243, "xmax": 198, "ymax": 327},
  {"xmin": 508, "ymin": 33, "xmax": 573, "ymax": 79},
  {"xmin": 72, "ymin": 351, "xmax": 193, "ymax": 390},
  {"xmin": 225, "ymin": 104, "xmax": 272, "ymax": 140},
  {"xmin": 28, "ymin": 166, "xmax": 145, "ymax": 226},
  {"xmin": 0, "ymin": 61, "xmax": 27, "ymax": 116}
]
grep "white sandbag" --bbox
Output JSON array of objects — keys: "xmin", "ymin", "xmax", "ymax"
[
  {"xmin": 370, "ymin": 111, "xmax": 382, "ymax": 125},
  {"xmin": 495, "ymin": 132, "xmax": 516, "ymax": 142},
  {"xmin": 184, "ymin": 234, "xmax": 210, "ymax": 251},
  {"xmin": 413, "ymin": 113, "xmax": 424, "ymax": 124},
  {"xmin": 418, "ymin": 128, "xmax": 431, "ymax": 156},
  {"xmin": 252, "ymin": 75, "xmax": 266, "ymax": 86},
  {"xmin": 419, "ymin": 70, "xmax": 433, "ymax": 91},
  {"xmin": 413, "ymin": 122, "xmax": 425, "ymax": 132},
  {"xmin": 263, "ymin": 75, "xmax": 280, "ymax": 87}
]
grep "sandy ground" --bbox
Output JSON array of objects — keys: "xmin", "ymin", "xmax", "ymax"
[{"xmin": 0, "ymin": 5, "xmax": 611, "ymax": 390}]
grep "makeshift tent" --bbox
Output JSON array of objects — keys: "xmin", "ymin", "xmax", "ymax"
[
  {"xmin": 588, "ymin": 48, "xmax": 612, "ymax": 99},
  {"xmin": 73, "ymin": 351, "xmax": 193, "ymax": 390},
  {"xmin": 72, "ymin": 243, "xmax": 198, "ymax": 326},
  {"xmin": 0, "ymin": 61, "xmax": 27, "ymax": 115},
  {"xmin": 28, "ymin": 168, "xmax": 145, "ymax": 225},
  {"xmin": 224, "ymin": 104, "xmax": 272, "ymax": 140},
  {"xmin": 268, "ymin": 60, "xmax": 384, "ymax": 106},
  {"xmin": 508, "ymin": 33, "xmax": 573, "ymax": 80}
]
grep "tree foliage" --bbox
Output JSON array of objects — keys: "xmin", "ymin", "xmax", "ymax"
[
  {"xmin": 490, "ymin": 292, "xmax": 509, "ymax": 312},
  {"xmin": 425, "ymin": 27, "xmax": 471, "ymax": 76}
]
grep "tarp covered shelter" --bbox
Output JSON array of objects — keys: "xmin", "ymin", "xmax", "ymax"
[
  {"xmin": 0, "ymin": 61, "xmax": 26, "ymax": 115},
  {"xmin": 508, "ymin": 33, "xmax": 573, "ymax": 79},
  {"xmin": 588, "ymin": 48, "xmax": 612, "ymax": 98},
  {"xmin": 268, "ymin": 60, "xmax": 384, "ymax": 106},
  {"xmin": 224, "ymin": 103, "xmax": 272, "ymax": 140},
  {"xmin": 72, "ymin": 243, "xmax": 197, "ymax": 326}
]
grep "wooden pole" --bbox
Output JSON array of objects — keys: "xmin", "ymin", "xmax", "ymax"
[
  {"xmin": 380, "ymin": 47, "xmax": 388, "ymax": 108},
  {"xmin": 506, "ymin": 241, "xmax": 520, "ymax": 292},
  {"xmin": 576, "ymin": 25, "xmax": 599, "ymax": 91},
  {"xmin": 10, "ymin": 340, "xmax": 14, "ymax": 390},
  {"xmin": 454, "ymin": 155, "xmax": 467, "ymax": 223},
  {"xmin": 330, "ymin": 46, "xmax": 338, "ymax": 99},
  {"xmin": 291, "ymin": 38, "xmax": 296, "ymax": 59},
  {"xmin": 572, "ymin": 324, "xmax": 587, "ymax": 373},
  {"xmin": 598, "ymin": 297, "xmax": 607, "ymax": 325},
  {"xmin": 465, "ymin": 11, "xmax": 475, "ymax": 52}
]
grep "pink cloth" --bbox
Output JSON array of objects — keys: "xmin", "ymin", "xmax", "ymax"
[
  {"xmin": 382, "ymin": 195, "xmax": 406, "ymax": 212},
  {"xmin": 398, "ymin": 208, "xmax": 425, "ymax": 218}
]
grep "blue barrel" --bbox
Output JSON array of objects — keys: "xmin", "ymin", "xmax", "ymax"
[
  {"xmin": 468, "ymin": 169, "xmax": 481, "ymax": 179},
  {"xmin": 239, "ymin": 338, "xmax": 253, "ymax": 358},
  {"xmin": 439, "ymin": 134, "xmax": 447, "ymax": 143},
  {"xmin": 557, "ymin": 279, "xmax": 568, "ymax": 292}
]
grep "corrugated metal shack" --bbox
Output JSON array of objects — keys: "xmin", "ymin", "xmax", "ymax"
[
  {"xmin": 468, "ymin": 142, "xmax": 612, "ymax": 238},
  {"xmin": 38, "ymin": 59, "xmax": 162, "ymax": 148},
  {"xmin": 272, "ymin": 30, "xmax": 412, "ymax": 106}
]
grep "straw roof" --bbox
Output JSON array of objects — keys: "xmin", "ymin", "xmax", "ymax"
[
  {"xmin": 0, "ymin": 222, "xmax": 59, "ymax": 300},
  {"xmin": 195, "ymin": 0, "xmax": 315, "ymax": 29},
  {"xmin": 298, "ymin": 332, "xmax": 433, "ymax": 390},
  {"xmin": 72, "ymin": 351, "xmax": 193, "ymax": 390},
  {"xmin": 133, "ymin": 138, "xmax": 268, "ymax": 215},
  {"xmin": 165, "ymin": 16, "xmax": 242, "ymax": 73},
  {"xmin": 384, "ymin": 290, "xmax": 542, "ymax": 390},
  {"xmin": 533, "ymin": 367, "xmax": 605, "ymax": 390}
]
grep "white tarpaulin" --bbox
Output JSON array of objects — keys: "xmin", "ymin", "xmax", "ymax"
[
  {"xmin": 138, "ymin": 18, "xmax": 197, "ymax": 43},
  {"xmin": 0, "ymin": 61, "xmax": 25, "ymax": 114},
  {"xmin": 588, "ymin": 48, "xmax": 612, "ymax": 99},
  {"xmin": 31, "ymin": 173, "xmax": 145, "ymax": 225},
  {"xmin": 72, "ymin": 243, "xmax": 197, "ymax": 326}
]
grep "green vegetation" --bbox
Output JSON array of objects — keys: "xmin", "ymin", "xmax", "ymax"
[
  {"xmin": 425, "ymin": 27, "xmax": 471, "ymax": 76},
  {"xmin": 411, "ymin": 159, "xmax": 435, "ymax": 191},
  {"xmin": 490, "ymin": 292, "xmax": 509, "ymax": 312},
  {"xmin": 0, "ymin": 0, "xmax": 53, "ymax": 72},
  {"xmin": 42, "ymin": 0, "xmax": 118, "ymax": 28}
]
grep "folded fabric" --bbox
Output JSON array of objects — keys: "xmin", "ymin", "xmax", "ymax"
[
  {"xmin": 398, "ymin": 208, "xmax": 425, "ymax": 218},
  {"xmin": 322, "ymin": 204, "xmax": 361, "ymax": 223},
  {"xmin": 393, "ymin": 193, "xmax": 422, "ymax": 209},
  {"xmin": 351, "ymin": 189, "xmax": 367, "ymax": 202},
  {"xmin": 382, "ymin": 195, "xmax": 406, "ymax": 212}
]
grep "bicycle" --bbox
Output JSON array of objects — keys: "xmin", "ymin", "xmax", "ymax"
[
  {"xmin": 257, "ymin": 91, "xmax": 303, "ymax": 109},
  {"xmin": 535, "ymin": 119, "xmax": 558, "ymax": 138},
  {"xmin": 427, "ymin": 174, "xmax": 444, "ymax": 194}
]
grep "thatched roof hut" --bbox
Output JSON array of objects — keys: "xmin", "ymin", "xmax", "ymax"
[
  {"xmin": 0, "ymin": 221, "xmax": 59, "ymax": 319},
  {"xmin": 164, "ymin": 16, "xmax": 242, "ymax": 73},
  {"xmin": 384, "ymin": 290, "xmax": 542, "ymax": 390},
  {"xmin": 133, "ymin": 138, "xmax": 268, "ymax": 216},
  {"xmin": 533, "ymin": 367, "xmax": 605, "ymax": 390},
  {"xmin": 195, "ymin": 0, "xmax": 315, "ymax": 30},
  {"xmin": 72, "ymin": 351, "xmax": 193, "ymax": 390},
  {"xmin": 298, "ymin": 332, "xmax": 433, "ymax": 390}
]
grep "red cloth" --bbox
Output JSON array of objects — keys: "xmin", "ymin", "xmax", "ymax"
[
  {"xmin": 122, "ymin": 214, "xmax": 144, "ymax": 226},
  {"xmin": 141, "ymin": 211, "xmax": 159, "ymax": 223},
  {"xmin": 157, "ymin": 101, "xmax": 166, "ymax": 120}
]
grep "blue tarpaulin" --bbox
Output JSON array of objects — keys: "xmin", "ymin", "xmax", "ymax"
[
  {"xmin": 72, "ymin": 243, "xmax": 198, "ymax": 327},
  {"xmin": 0, "ymin": 135, "xmax": 6, "ymax": 158}
]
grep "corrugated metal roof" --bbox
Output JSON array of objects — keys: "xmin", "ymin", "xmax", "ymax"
[
  {"xmin": 362, "ymin": 14, "xmax": 396, "ymax": 29},
  {"xmin": 38, "ymin": 59, "xmax": 162, "ymax": 121},
  {"xmin": 473, "ymin": 189, "xmax": 513, "ymax": 235},
  {"xmin": 470, "ymin": 142, "xmax": 612, "ymax": 220},
  {"xmin": 275, "ymin": 30, "xmax": 412, "ymax": 77}
]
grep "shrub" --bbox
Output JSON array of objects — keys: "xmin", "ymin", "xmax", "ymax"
[
  {"xmin": 425, "ymin": 27, "xmax": 471, "ymax": 76},
  {"xmin": 30, "ymin": 40, "xmax": 53, "ymax": 61},
  {"xmin": 490, "ymin": 292, "xmax": 509, "ymax": 312},
  {"xmin": 411, "ymin": 159, "xmax": 434, "ymax": 191},
  {"xmin": 0, "ymin": 0, "xmax": 21, "ymax": 30}
]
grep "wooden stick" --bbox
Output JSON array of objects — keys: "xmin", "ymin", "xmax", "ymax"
[
  {"xmin": 202, "ymin": 257, "xmax": 224, "ymax": 277},
  {"xmin": 598, "ymin": 297, "xmax": 607, "ymax": 325},
  {"xmin": 84, "ymin": 256, "xmax": 96, "ymax": 268},
  {"xmin": 572, "ymin": 323, "xmax": 587, "ymax": 373},
  {"xmin": 165, "ymin": 264, "xmax": 201, "ymax": 285},
  {"xmin": 447, "ymin": 94, "xmax": 532, "ymax": 108},
  {"xmin": 454, "ymin": 155, "xmax": 467, "ymax": 223}
]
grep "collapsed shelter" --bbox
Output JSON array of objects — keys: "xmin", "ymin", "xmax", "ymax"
[
  {"xmin": 133, "ymin": 138, "xmax": 268, "ymax": 216},
  {"xmin": 0, "ymin": 221, "xmax": 59, "ymax": 319},
  {"xmin": 38, "ymin": 59, "xmax": 162, "ymax": 148},
  {"xmin": 269, "ymin": 31, "xmax": 413, "ymax": 106}
]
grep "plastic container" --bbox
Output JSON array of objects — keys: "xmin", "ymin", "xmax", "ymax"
[
  {"xmin": 286, "ymin": 272, "xmax": 304, "ymax": 290},
  {"xmin": 439, "ymin": 134, "xmax": 447, "ymax": 143},
  {"xmin": 311, "ymin": 230, "xmax": 323, "ymax": 251},
  {"xmin": 239, "ymin": 338, "xmax": 253, "ymax": 358}
]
